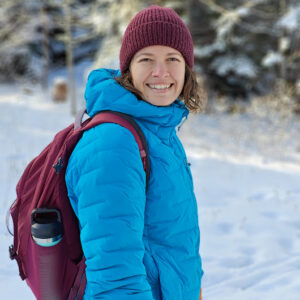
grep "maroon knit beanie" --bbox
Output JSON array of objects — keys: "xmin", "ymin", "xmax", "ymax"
[{"xmin": 120, "ymin": 5, "xmax": 194, "ymax": 73}]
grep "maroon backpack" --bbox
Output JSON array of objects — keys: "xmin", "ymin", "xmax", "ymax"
[{"xmin": 7, "ymin": 109, "xmax": 150, "ymax": 300}]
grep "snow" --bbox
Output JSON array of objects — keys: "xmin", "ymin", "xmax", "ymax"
[
  {"xmin": 1, "ymin": 78, "xmax": 300, "ymax": 299},
  {"xmin": 262, "ymin": 51, "xmax": 284, "ymax": 67},
  {"xmin": 277, "ymin": 6, "xmax": 300, "ymax": 32},
  {"xmin": 194, "ymin": 41, "xmax": 226, "ymax": 59},
  {"xmin": 211, "ymin": 55, "xmax": 257, "ymax": 78},
  {"xmin": 181, "ymin": 112, "xmax": 300, "ymax": 299}
]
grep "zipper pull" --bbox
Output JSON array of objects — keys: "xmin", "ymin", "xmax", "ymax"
[{"xmin": 176, "ymin": 115, "xmax": 187, "ymax": 132}]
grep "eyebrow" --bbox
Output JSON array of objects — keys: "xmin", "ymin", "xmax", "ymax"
[{"xmin": 135, "ymin": 52, "xmax": 181, "ymax": 58}]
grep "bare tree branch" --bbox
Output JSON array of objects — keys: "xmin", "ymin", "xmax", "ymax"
[
  {"xmin": 198, "ymin": 0, "xmax": 269, "ymax": 40},
  {"xmin": 198, "ymin": 0, "xmax": 266, "ymax": 27}
]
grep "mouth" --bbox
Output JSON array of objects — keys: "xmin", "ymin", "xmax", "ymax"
[{"xmin": 146, "ymin": 83, "xmax": 174, "ymax": 91}]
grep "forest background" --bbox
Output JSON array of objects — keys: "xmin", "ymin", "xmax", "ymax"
[{"xmin": 0, "ymin": 0, "xmax": 299, "ymax": 115}]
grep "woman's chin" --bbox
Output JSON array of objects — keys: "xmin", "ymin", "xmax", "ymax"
[{"xmin": 143, "ymin": 96, "xmax": 175, "ymax": 106}]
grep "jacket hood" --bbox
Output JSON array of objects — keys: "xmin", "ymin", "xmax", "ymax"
[{"xmin": 84, "ymin": 68, "xmax": 189, "ymax": 139}]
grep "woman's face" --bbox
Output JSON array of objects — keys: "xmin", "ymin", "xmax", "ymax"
[{"xmin": 129, "ymin": 45, "xmax": 185, "ymax": 106}]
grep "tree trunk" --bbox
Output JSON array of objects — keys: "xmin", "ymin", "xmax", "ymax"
[
  {"xmin": 41, "ymin": 4, "xmax": 49, "ymax": 91},
  {"xmin": 64, "ymin": 0, "xmax": 76, "ymax": 116},
  {"xmin": 278, "ymin": 0, "xmax": 287, "ymax": 87}
]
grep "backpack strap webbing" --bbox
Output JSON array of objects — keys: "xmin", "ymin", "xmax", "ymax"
[{"xmin": 71, "ymin": 110, "xmax": 150, "ymax": 299}]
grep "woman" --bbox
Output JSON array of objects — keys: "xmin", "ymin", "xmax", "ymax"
[{"xmin": 66, "ymin": 5, "xmax": 204, "ymax": 300}]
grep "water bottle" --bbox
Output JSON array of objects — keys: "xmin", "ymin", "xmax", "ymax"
[{"xmin": 31, "ymin": 208, "xmax": 63, "ymax": 247}]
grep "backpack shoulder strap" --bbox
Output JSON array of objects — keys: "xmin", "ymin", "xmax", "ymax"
[{"xmin": 77, "ymin": 110, "xmax": 150, "ymax": 187}]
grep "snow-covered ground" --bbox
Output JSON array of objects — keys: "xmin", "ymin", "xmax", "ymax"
[
  {"xmin": 180, "ymin": 113, "xmax": 300, "ymax": 300},
  {"xmin": 0, "ymin": 77, "xmax": 300, "ymax": 299}
]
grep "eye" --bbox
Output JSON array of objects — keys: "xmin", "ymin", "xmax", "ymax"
[
  {"xmin": 168, "ymin": 57, "xmax": 180, "ymax": 62},
  {"xmin": 138, "ymin": 58, "xmax": 151, "ymax": 63}
]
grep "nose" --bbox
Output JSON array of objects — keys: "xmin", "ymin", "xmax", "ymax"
[{"xmin": 151, "ymin": 62, "xmax": 169, "ymax": 78}]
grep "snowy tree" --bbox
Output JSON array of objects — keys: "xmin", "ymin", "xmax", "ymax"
[
  {"xmin": 189, "ymin": 0, "xmax": 300, "ymax": 102},
  {"xmin": 0, "ymin": 0, "xmax": 102, "ymax": 84},
  {"xmin": 275, "ymin": 2, "xmax": 300, "ymax": 92},
  {"xmin": 90, "ymin": 0, "xmax": 145, "ymax": 70},
  {"xmin": 0, "ymin": 0, "xmax": 43, "ymax": 81}
]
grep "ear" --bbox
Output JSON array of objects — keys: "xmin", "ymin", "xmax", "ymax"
[{"xmin": 127, "ymin": 68, "xmax": 133, "ymax": 83}]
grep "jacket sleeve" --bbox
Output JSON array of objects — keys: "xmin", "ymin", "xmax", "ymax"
[{"xmin": 65, "ymin": 123, "xmax": 154, "ymax": 299}]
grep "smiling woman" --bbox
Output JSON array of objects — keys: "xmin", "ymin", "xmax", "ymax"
[
  {"xmin": 116, "ymin": 62, "xmax": 203, "ymax": 111},
  {"xmin": 65, "ymin": 5, "xmax": 204, "ymax": 300},
  {"xmin": 129, "ymin": 45, "xmax": 185, "ymax": 106}
]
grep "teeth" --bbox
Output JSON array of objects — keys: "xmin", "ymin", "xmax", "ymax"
[{"xmin": 148, "ymin": 84, "xmax": 172, "ymax": 89}]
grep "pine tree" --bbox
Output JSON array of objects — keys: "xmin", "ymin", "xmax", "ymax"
[{"xmin": 189, "ymin": 0, "xmax": 299, "ymax": 101}]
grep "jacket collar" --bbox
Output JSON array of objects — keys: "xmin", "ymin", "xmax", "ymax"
[{"xmin": 84, "ymin": 68, "xmax": 189, "ymax": 140}]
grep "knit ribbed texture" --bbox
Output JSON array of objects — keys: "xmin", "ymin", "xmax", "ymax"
[{"xmin": 120, "ymin": 5, "xmax": 194, "ymax": 73}]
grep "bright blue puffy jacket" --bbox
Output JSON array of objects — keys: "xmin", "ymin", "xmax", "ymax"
[{"xmin": 65, "ymin": 68, "xmax": 203, "ymax": 299}]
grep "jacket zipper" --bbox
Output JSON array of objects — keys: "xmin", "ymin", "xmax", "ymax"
[{"xmin": 171, "ymin": 133, "xmax": 194, "ymax": 191}]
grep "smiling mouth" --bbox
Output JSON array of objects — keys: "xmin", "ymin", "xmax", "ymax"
[{"xmin": 146, "ymin": 83, "xmax": 173, "ymax": 90}]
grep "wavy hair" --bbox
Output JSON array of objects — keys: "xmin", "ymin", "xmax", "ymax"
[{"xmin": 114, "ymin": 65, "xmax": 205, "ymax": 112}]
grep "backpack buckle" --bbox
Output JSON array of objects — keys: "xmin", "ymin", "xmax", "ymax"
[
  {"xmin": 53, "ymin": 157, "xmax": 64, "ymax": 174},
  {"xmin": 9, "ymin": 245, "xmax": 16, "ymax": 260},
  {"xmin": 9, "ymin": 245, "xmax": 26, "ymax": 280}
]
